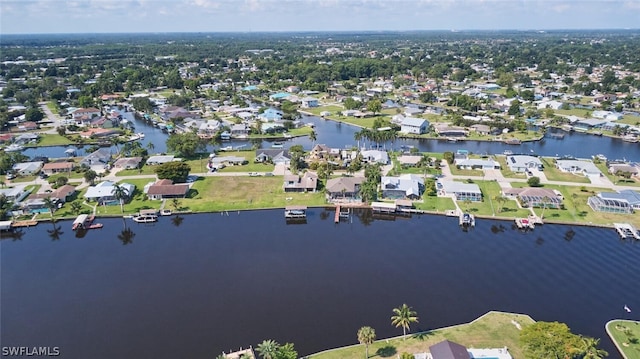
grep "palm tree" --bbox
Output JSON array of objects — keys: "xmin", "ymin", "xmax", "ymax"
[
  {"xmin": 111, "ymin": 183, "xmax": 129, "ymax": 213},
  {"xmin": 391, "ymin": 303, "xmax": 419, "ymax": 340},
  {"xmin": 256, "ymin": 339, "xmax": 279, "ymax": 359},
  {"xmin": 309, "ymin": 130, "xmax": 317, "ymax": 145},
  {"xmin": 146, "ymin": 141, "xmax": 155, "ymax": 154},
  {"xmin": 579, "ymin": 336, "xmax": 608, "ymax": 359},
  {"xmin": 540, "ymin": 196, "xmax": 552, "ymax": 219},
  {"xmin": 70, "ymin": 201, "xmax": 83, "ymax": 215},
  {"xmin": 43, "ymin": 197, "xmax": 56, "ymax": 218},
  {"xmin": 171, "ymin": 198, "xmax": 181, "ymax": 212},
  {"xmin": 357, "ymin": 326, "xmax": 376, "ymax": 358}
]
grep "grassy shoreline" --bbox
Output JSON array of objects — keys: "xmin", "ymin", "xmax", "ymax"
[
  {"xmin": 307, "ymin": 311, "xmax": 535, "ymax": 359},
  {"xmin": 605, "ymin": 319, "xmax": 640, "ymax": 359}
]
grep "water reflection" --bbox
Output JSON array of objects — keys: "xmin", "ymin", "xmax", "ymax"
[
  {"xmin": 171, "ymin": 215, "xmax": 184, "ymax": 227},
  {"xmin": 46, "ymin": 220, "xmax": 64, "ymax": 241},
  {"xmin": 117, "ymin": 227, "xmax": 136, "ymax": 245},
  {"xmin": 564, "ymin": 228, "xmax": 576, "ymax": 242}
]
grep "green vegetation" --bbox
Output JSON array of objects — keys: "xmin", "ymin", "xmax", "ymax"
[
  {"xmin": 391, "ymin": 304, "xmax": 419, "ymax": 340},
  {"xmin": 606, "ymin": 320, "xmax": 640, "ymax": 359},
  {"xmin": 310, "ymin": 312, "xmax": 535, "ymax": 359},
  {"xmin": 520, "ymin": 321, "xmax": 608, "ymax": 359},
  {"xmin": 540, "ymin": 158, "xmax": 591, "ymax": 183},
  {"xmin": 36, "ymin": 134, "xmax": 74, "ymax": 147}
]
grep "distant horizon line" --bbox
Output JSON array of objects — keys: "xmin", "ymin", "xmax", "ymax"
[{"xmin": 2, "ymin": 28, "xmax": 639, "ymax": 36}]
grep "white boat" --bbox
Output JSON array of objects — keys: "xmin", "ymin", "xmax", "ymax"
[
  {"xmin": 129, "ymin": 132, "xmax": 146, "ymax": 141},
  {"xmin": 4, "ymin": 144, "xmax": 24, "ymax": 152},
  {"xmin": 503, "ymin": 150, "xmax": 513, "ymax": 155},
  {"xmin": 160, "ymin": 209, "xmax": 172, "ymax": 216},
  {"xmin": 132, "ymin": 215, "xmax": 158, "ymax": 223},
  {"xmin": 220, "ymin": 145, "xmax": 233, "ymax": 151}
]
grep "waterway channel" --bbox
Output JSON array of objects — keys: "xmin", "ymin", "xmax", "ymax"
[{"xmin": 1, "ymin": 210, "xmax": 638, "ymax": 358}]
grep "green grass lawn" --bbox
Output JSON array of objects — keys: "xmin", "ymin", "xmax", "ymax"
[
  {"xmin": 509, "ymin": 182, "xmax": 640, "ymax": 227},
  {"xmin": 93, "ymin": 178, "xmax": 161, "ymax": 216},
  {"xmin": 595, "ymin": 161, "xmax": 640, "ymax": 187},
  {"xmin": 305, "ymin": 105, "xmax": 344, "ymax": 116},
  {"xmin": 540, "ymin": 158, "xmax": 591, "ymax": 183},
  {"xmin": 35, "ymin": 134, "xmax": 74, "ymax": 147},
  {"xmin": 309, "ymin": 311, "xmax": 535, "ymax": 359},
  {"xmin": 496, "ymin": 156, "xmax": 527, "ymax": 179},
  {"xmin": 606, "ymin": 320, "xmax": 640, "ymax": 359},
  {"xmin": 182, "ymin": 176, "xmax": 326, "ymax": 212},
  {"xmin": 415, "ymin": 196, "xmax": 456, "ymax": 212},
  {"xmin": 448, "ymin": 165, "xmax": 483, "ymax": 177}
]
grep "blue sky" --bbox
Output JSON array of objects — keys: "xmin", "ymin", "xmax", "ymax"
[{"xmin": 1, "ymin": 0, "xmax": 639, "ymax": 34}]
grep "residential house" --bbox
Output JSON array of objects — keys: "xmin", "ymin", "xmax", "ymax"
[
  {"xmin": 470, "ymin": 124, "xmax": 491, "ymax": 135},
  {"xmin": 0, "ymin": 184, "xmax": 30, "ymax": 202},
  {"xmin": 80, "ymin": 148, "xmax": 112, "ymax": 168},
  {"xmin": 258, "ymin": 108, "xmax": 283, "ymax": 122},
  {"xmin": 506, "ymin": 155, "xmax": 543, "ymax": 172},
  {"xmin": 325, "ymin": 176, "xmax": 366, "ymax": 202},
  {"xmin": 255, "ymin": 149, "xmax": 291, "ymax": 165},
  {"xmin": 397, "ymin": 155, "xmax": 423, "ymax": 167},
  {"xmin": 84, "ymin": 181, "xmax": 135, "ymax": 204},
  {"xmin": 41, "ymin": 161, "xmax": 74, "ymax": 175},
  {"xmin": 502, "ymin": 187, "xmax": 563, "ymax": 209},
  {"xmin": 283, "ymin": 172, "xmax": 318, "ymax": 192},
  {"xmin": 381, "ymin": 174, "xmax": 424, "ymax": 200},
  {"xmin": 437, "ymin": 180, "xmax": 482, "ymax": 202},
  {"xmin": 400, "ymin": 117, "xmax": 429, "ymax": 135},
  {"xmin": 72, "ymin": 107, "xmax": 101, "ymax": 121},
  {"xmin": 90, "ymin": 116, "xmax": 118, "ymax": 129},
  {"xmin": 210, "ymin": 156, "xmax": 247, "ymax": 166},
  {"xmin": 609, "ymin": 163, "xmax": 639, "ymax": 176},
  {"xmin": 428, "ymin": 340, "xmax": 513, "ymax": 359},
  {"xmin": 25, "ymin": 185, "xmax": 77, "ymax": 212},
  {"xmin": 455, "ymin": 159, "xmax": 500, "ymax": 170},
  {"xmin": 144, "ymin": 179, "xmax": 190, "ymax": 200},
  {"xmin": 309, "ymin": 144, "xmax": 333, "ymax": 160},
  {"xmin": 573, "ymin": 118, "xmax": 609, "ymax": 131},
  {"xmin": 262, "ymin": 122, "xmax": 286, "ymax": 134},
  {"xmin": 588, "ymin": 190, "xmax": 640, "ymax": 214},
  {"xmin": 555, "ymin": 159, "xmax": 602, "ymax": 178},
  {"xmin": 360, "ymin": 149, "xmax": 389, "ymax": 164},
  {"xmin": 113, "ymin": 157, "xmax": 143, "ymax": 169},
  {"xmin": 146, "ymin": 155, "xmax": 179, "ymax": 166},
  {"xmin": 12, "ymin": 161, "xmax": 43, "ymax": 176},
  {"xmin": 17, "ymin": 121, "xmax": 38, "ymax": 131},
  {"xmin": 404, "ymin": 107, "xmax": 423, "ymax": 117},
  {"xmin": 230, "ymin": 124, "xmax": 250, "ymax": 137},
  {"xmin": 301, "ymin": 97, "xmax": 319, "ymax": 108},
  {"xmin": 434, "ymin": 124, "xmax": 468, "ymax": 137}
]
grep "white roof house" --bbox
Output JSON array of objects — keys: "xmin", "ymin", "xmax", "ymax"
[
  {"xmin": 12, "ymin": 161, "xmax": 44, "ymax": 175},
  {"xmin": 146, "ymin": 155, "xmax": 179, "ymax": 165},
  {"xmin": 0, "ymin": 184, "xmax": 30, "ymax": 202},
  {"xmin": 84, "ymin": 181, "xmax": 135, "ymax": 203},
  {"xmin": 360, "ymin": 149, "xmax": 389, "ymax": 164},
  {"xmin": 506, "ymin": 155, "xmax": 543, "ymax": 172},
  {"xmin": 400, "ymin": 117, "xmax": 429, "ymax": 135},
  {"xmin": 437, "ymin": 180, "xmax": 482, "ymax": 201},
  {"xmin": 381, "ymin": 174, "xmax": 425, "ymax": 199},
  {"xmin": 455, "ymin": 158, "xmax": 500, "ymax": 170},
  {"xmin": 556, "ymin": 159, "xmax": 602, "ymax": 177}
]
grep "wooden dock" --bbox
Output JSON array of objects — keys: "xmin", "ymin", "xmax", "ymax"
[
  {"xmin": 613, "ymin": 223, "xmax": 640, "ymax": 239},
  {"xmin": 11, "ymin": 220, "xmax": 38, "ymax": 228},
  {"xmin": 334, "ymin": 205, "xmax": 340, "ymax": 223}
]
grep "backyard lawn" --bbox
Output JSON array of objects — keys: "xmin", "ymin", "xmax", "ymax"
[
  {"xmin": 540, "ymin": 157, "xmax": 591, "ymax": 183},
  {"xmin": 310, "ymin": 311, "xmax": 535, "ymax": 359}
]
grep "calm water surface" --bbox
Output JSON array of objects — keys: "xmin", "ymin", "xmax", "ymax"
[{"xmin": 1, "ymin": 210, "xmax": 638, "ymax": 358}]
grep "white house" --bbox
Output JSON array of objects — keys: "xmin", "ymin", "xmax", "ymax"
[
  {"xmin": 84, "ymin": 181, "xmax": 135, "ymax": 204},
  {"xmin": 12, "ymin": 161, "xmax": 44, "ymax": 176},
  {"xmin": 506, "ymin": 155, "xmax": 543, "ymax": 172},
  {"xmin": 400, "ymin": 117, "xmax": 429, "ymax": 135},
  {"xmin": 301, "ymin": 97, "xmax": 319, "ymax": 108},
  {"xmin": 555, "ymin": 159, "xmax": 602, "ymax": 178}
]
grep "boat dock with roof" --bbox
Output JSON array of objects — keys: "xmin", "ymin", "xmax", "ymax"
[
  {"xmin": 284, "ymin": 205, "xmax": 307, "ymax": 219},
  {"xmin": 613, "ymin": 223, "xmax": 640, "ymax": 239}
]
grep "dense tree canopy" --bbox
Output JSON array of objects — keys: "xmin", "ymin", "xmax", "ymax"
[{"xmin": 154, "ymin": 162, "xmax": 191, "ymax": 183}]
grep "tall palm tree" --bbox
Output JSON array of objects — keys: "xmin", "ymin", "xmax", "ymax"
[
  {"xmin": 357, "ymin": 326, "xmax": 376, "ymax": 358},
  {"xmin": 579, "ymin": 336, "xmax": 608, "ymax": 359},
  {"xmin": 43, "ymin": 197, "xmax": 56, "ymax": 218},
  {"xmin": 111, "ymin": 183, "xmax": 129, "ymax": 213},
  {"xmin": 540, "ymin": 196, "xmax": 552, "ymax": 219},
  {"xmin": 391, "ymin": 304, "xmax": 419, "ymax": 340},
  {"xmin": 70, "ymin": 201, "xmax": 83, "ymax": 215},
  {"xmin": 256, "ymin": 339, "xmax": 279, "ymax": 359},
  {"xmin": 146, "ymin": 141, "xmax": 155, "ymax": 154},
  {"xmin": 309, "ymin": 130, "xmax": 317, "ymax": 145}
]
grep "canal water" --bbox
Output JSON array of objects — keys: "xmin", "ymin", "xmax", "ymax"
[
  {"xmin": 1, "ymin": 210, "xmax": 637, "ymax": 358},
  {"xmin": 24, "ymin": 114, "xmax": 640, "ymax": 162}
]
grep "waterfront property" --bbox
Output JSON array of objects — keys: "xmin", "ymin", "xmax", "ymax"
[
  {"xmin": 255, "ymin": 149, "xmax": 292, "ymax": 165},
  {"xmin": 588, "ymin": 189, "xmax": 640, "ymax": 214},
  {"xmin": 455, "ymin": 158, "xmax": 500, "ymax": 170},
  {"xmin": 437, "ymin": 180, "xmax": 482, "ymax": 202},
  {"xmin": 555, "ymin": 159, "xmax": 602, "ymax": 178},
  {"xmin": 146, "ymin": 155, "xmax": 179, "ymax": 166},
  {"xmin": 400, "ymin": 117, "xmax": 429, "ymax": 135},
  {"xmin": 505, "ymin": 155, "xmax": 543, "ymax": 173},
  {"xmin": 12, "ymin": 161, "xmax": 44, "ymax": 176},
  {"xmin": 425, "ymin": 340, "xmax": 512, "ymax": 359},
  {"xmin": 380, "ymin": 174, "xmax": 425, "ymax": 200},
  {"xmin": 80, "ymin": 148, "xmax": 112, "ymax": 171},
  {"xmin": 502, "ymin": 187, "xmax": 563, "ymax": 209},
  {"xmin": 325, "ymin": 177, "xmax": 365, "ymax": 202},
  {"xmin": 360, "ymin": 149, "xmax": 389, "ymax": 164},
  {"xmin": 84, "ymin": 181, "xmax": 135, "ymax": 204},
  {"xmin": 144, "ymin": 179, "xmax": 190, "ymax": 200},
  {"xmin": 283, "ymin": 172, "xmax": 318, "ymax": 192}
]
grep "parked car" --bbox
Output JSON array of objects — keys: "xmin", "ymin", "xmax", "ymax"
[
  {"xmin": 249, "ymin": 172, "xmax": 260, "ymax": 177},
  {"xmin": 264, "ymin": 172, "xmax": 274, "ymax": 176}
]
